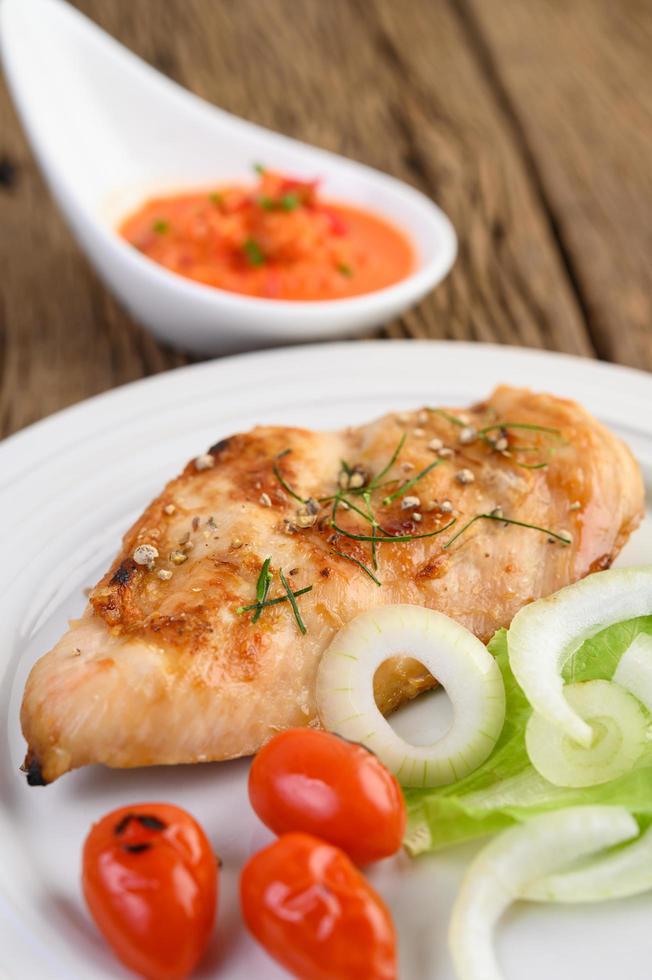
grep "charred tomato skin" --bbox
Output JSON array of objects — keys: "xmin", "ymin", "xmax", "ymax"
[
  {"xmin": 248, "ymin": 728, "xmax": 406, "ymax": 864},
  {"xmin": 82, "ymin": 802, "xmax": 218, "ymax": 980},
  {"xmin": 240, "ymin": 832, "xmax": 397, "ymax": 980}
]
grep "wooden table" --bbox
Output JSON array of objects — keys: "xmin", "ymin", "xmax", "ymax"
[{"xmin": 1, "ymin": 0, "xmax": 651, "ymax": 438}]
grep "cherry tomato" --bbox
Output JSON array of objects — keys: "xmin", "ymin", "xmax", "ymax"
[
  {"xmin": 248, "ymin": 728, "xmax": 406, "ymax": 864},
  {"xmin": 240, "ymin": 832, "xmax": 397, "ymax": 980},
  {"xmin": 82, "ymin": 803, "xmax": 218, "ymax": 980}
]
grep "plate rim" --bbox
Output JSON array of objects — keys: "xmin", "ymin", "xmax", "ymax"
[{"xmin": 3, "ymin": 340, "xmax": 652, "ymax": 464}]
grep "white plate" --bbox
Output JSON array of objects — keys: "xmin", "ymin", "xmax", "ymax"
[{"xmin": 1, "ymin": 341, "xmax": 651, "ymax": 980}]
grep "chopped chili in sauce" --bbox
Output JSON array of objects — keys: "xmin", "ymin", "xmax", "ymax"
[{"xmin": 120, "ymin": 169, "xmax": 414, "ymax": 300}]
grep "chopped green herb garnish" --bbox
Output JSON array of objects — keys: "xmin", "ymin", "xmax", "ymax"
[
  {"xmin": 321, "ymin": 432, "xmax": 449, "ymax": 583},
  {"xmin": 337, "ymin": 262, "xmax": 353, "ymax": 277},
  {"xmin": 253, "ymin": 162, "xmax": 266, "ymax": 175},
  {"xmin": 369, "ymin": 523, "xmax": 378, "ymax": 569},
  {"xmin": 237, "ymin": 546, "xmax": 313, "ymax": 627},
  {"xmin": 331, "ymin": 511, "xmax": 456, "ymax": 544},
  {"xmin": 281, "ymin": 192, "xmax": 299, "ymax": 212},
  {"xmin": 208, "ymin": 192, "xmax": 223, "ymax": 206},
  {"xmin": 338, "ymin": 495, "xmax": 379, "ymax": 527},
  {"xmin": 362, "ymin": 491, "xmax": 378, "ymax": 569},
  {"xmin": 243, "ymin": 238, "xmax": 265, "ymax": 267},
  {"xmin": 322, "ymin": 433, "xmax": 421, "ymax": 577},
  {"xmin": 237, "ymin": 585, "xmax": 312, "ymax": 615},
  {"xmin": 382, "ymin": 459, "xmax": 443, "ymax": 506},
  {"xmin": 479, "ymin": 422, "xmax": 561, "ymax": 437},
  {"xmin": 252, "ymin": 557, "xmax": 272, "ymax": 623},
  {"xmin": 152, "ymin": 219, "xmax": 169, "ymax": 234},
  {"xmin": 273, "ymin": 449, "xmax": 308, "ymax": 503},
  {"xmin": 514, "ymin": 460, "xmax": 549, "ymax": 470},
  {"xmin": 370, "ymin": 433, "xmax": 406, "ymax": 486},
  {"xmin": 444, "ymin": 512, "xmax": 571, "ymax": 549},
  {"xmin": 428, "ymin": 408, "xmax": 466, "ymax": 427},
  {"xmin": 331, "ymin": 548, "xmax": 381, "ymax": 586},
  {"xmin": 279, "ymin": 569, "xmax": 308, "ymax": 634},
  {"xmin": 427, "ymin": 411, "xmax": 563, "ymax": 470},
  {"xmin": 257, "ymin": 192, "xmax": 300, "ymax": 212}
]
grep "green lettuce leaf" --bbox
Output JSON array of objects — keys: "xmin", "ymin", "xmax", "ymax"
[{"xmin": 404, "ymin": 617, "xmax": 652, "ymax": 856}]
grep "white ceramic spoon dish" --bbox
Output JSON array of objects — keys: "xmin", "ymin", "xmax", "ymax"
[
  {"xmin": 0, "ymin": 0, "xmax": 456, "ymax": 355},
  {"xmin": 1, "ymin": 341, "xmax": 651, "ymax": 979}
]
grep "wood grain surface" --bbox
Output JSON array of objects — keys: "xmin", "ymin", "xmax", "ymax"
[{"xmin": 1, "ymin": 0, "xmax": 650, "ymax": 438}]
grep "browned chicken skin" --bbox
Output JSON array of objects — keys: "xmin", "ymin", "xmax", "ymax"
[{"xmin": 21, "ymin": 386, "xmax": 644, "ymax": 784}]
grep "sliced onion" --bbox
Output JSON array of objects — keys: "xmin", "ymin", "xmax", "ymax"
[
  {"xmin": 449, "ymin": 806, "xmax": 638, "ymax": 980},
  {"xmin": 523, "ymin": 824, "xmax": 652, "ymax": 903},
  {"xmin": 525, "ymin": 679, "xmax": 648, "ymax": 787},
  {"xmin": 316, "ymin": 605, "xmax": 505, "ymax": 788},
  {"xmin": 614, "ymin": 632, "xmax": 652, "ymax": 711},
  {"xmin": 508, "ymin": 567, "xmax": 652, "ymax": 747}
]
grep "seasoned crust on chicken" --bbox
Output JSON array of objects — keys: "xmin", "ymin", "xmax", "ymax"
[{"xmin": 21, "ymin": 386, "xmax": 644, "ymax": 784}]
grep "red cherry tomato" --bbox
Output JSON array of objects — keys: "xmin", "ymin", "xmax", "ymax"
[
  {"xmin": 248, "ymin": 728, "xmax": 406, "ymax": 864},
  {"xmin": 82, "ymin": 803, "xmax": 218, "ymax": 980},
  {"xmin": 241, "ymin": 832, "xmax": 397, "ymax": 980}
]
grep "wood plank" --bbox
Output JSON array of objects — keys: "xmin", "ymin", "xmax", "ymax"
[
  {"xmin": 364, "ymin": 0, "xmax": 593, "ymax": 357},
  {"xmin": 466, "ymin": 0, "xmax": 652, "ymax": 369},
  {"xmin": 0, "ymin": 0, "xmax": 594, "ymax": 438}
]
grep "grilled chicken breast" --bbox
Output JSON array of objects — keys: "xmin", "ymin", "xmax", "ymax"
[{"xmin": 21, "ymin": 386, "xmax": 644, "ymax": 784}]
